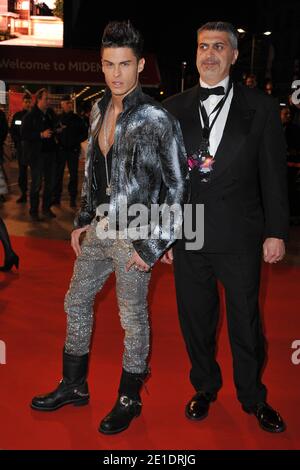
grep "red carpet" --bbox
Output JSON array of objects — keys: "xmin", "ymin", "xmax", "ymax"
[{"xmin": 0, "ymin": 235, "xmax": 300, "ymax": 450}]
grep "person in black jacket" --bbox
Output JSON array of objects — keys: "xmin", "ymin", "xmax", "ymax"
[
  {"xmin": 21, "ymin": 88, "xmax": 57, "ymax": 221},
  {"xmin": 163, "ymin": 21, "xmax": 289, "ymax": 433},
  {"xmin": 52, "ymin": 95, "xmax": 88, "ymax": 208},
  {"xmin": 10, "ymin": 93, "xmax": 32, "ymax": 203},
  {"xmin": 31, "ymin": 21, "xmax": 188, "ymax": 435}
]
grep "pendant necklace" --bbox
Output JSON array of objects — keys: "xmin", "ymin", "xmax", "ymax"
[{"xmin": 103, "ymin": 100, "xmax": 113, "ymax": 196}]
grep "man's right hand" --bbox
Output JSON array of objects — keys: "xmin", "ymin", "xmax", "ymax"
[
  {"xmin": 71, "ymin": 225, "xmax": 90, "ymax": 257},
  {"xmin": 41, "ymin": 129, "xmax": 52, "ymax": 139},
  {"xmin": 161, "ymin": 248, "xmax": 173, "ymax": 264}
]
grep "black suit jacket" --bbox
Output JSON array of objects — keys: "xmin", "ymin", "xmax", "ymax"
[
  {"xmin": 21, "ymin": 105, "xmax": 57, "ymax": 164},
  {"xmin": 164, "ymin": 83, "xmax": 289, "ymax": 252}
]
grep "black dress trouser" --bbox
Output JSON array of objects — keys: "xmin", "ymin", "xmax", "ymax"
[
  {"xmin": 29, "ymin": 152, "xmax": 55, "ymax": 213},
  {"xmin": 16, "ymin": 145, "xmax": 28, "ymax": 196},
  {"xmin": 53, "ymin": 149, "xmax": 80, "ymax": 203},
  {"xmin": 173, "ymin": 248, "xmax": 267, "ymax": 408}
]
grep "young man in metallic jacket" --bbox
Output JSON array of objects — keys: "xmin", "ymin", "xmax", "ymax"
[{"xmin": 31, "ymin": 20, "xmax": 188, "ymax": 435}]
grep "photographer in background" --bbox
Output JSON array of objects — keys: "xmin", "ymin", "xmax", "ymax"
[{"xmin": 52, "ymin": 95, "xmax": 88, "ymax": 208}]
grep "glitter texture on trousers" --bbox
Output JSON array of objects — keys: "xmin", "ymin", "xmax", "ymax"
[{"xmin": 64, "ymin": 220, "xmax": 151, "ymax": 374}]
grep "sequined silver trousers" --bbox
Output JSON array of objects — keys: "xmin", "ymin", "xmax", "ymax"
[{"xmin": 64, "ymin": 220, "xmax": 151, "ymax": 374}]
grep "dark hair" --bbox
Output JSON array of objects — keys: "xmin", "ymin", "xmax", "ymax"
[
  {"xmin": 35, "ymin": 87, "xmax": 48, "ymax": 102},
  {"xmin": 101, "ymin": 20, "xmax": 143, "ymax": 60},
  {"xmin": 197, "ymin": 21, "xmax": 238, "ymax": 49},
  {"xmin": 23, "ymin": 93, "xmax": 32, "ymax": 101}
]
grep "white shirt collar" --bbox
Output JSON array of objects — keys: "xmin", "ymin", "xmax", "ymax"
[{"xmin": 200, "ymin": 76, "xmax": 230, "ymax": 92}]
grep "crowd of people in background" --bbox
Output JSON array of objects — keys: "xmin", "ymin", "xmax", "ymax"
[
  {"xmin": 2, "ymin": 78, "xmax": 300, "ymax": 222},
  {"xmin": 0, "ymin": 88, "xmax": 89, "ymax": 271},
  {"xmin": 1, "ymin": 89, "xmax": 89, "ymax": 221},
  {"xmin": 0, "ymin": 76, "xmax": 300, "ymax": 272}
]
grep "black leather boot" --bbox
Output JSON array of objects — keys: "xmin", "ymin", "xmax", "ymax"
[
  {"xmin": 99, "ymin": 369, "xmax": 148, "ymax": 434},
  {"xmin": 31, "ymin": 351, "xmax": 89, "ymax": 411}
]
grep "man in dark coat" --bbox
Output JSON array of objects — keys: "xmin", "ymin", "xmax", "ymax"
[
  {"xmin": 53, "ymin": 95, "xmax": 88, "ymax": 208},
  {"xmin": 163, "ymin": 21, "xmax": 289, "ymax": 433},
  {"xmin": 10, "ymin": 93, "xmax": 32, "ymax": 203},
  {"xmin": 21, "ymin": 88, "xmax": 57, "ymax": 221}
]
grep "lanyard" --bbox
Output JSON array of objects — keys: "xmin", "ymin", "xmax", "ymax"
[{"xmin": 199, "ymin": 81, "xmax": 232, "ymax": 141}]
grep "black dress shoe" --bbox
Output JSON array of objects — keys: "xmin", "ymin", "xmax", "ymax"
[
  {"xmin": 99, "ymin": 395, "xmax": 142, "ymax": 434},
  {"xmin": 185, "ymin": 391, "xmax": 216, "ymax": 421},
  {"xmin": 242, "ymin": 402, "xmax": 286, "ymax": 433},
  {"xmin": 31, "ymin": 380, "xmax": 89, "ymax": 411}
]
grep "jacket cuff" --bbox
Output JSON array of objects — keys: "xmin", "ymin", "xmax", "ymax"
[
  {"xmin": 264, "ymin": 231, "xmax": 289, "ymax": 243},
  {"xmin": 132, "ymin": 239, "xmax": 171, "ymax": 267}
]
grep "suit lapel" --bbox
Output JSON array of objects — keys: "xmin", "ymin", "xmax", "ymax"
[
  {"xmin": 211, "ymin": 83, "xmax": 255, "ymax": 180},
  {"xmin": 178, "ymin": 85, "xmax": 203, "ymax": 155}
]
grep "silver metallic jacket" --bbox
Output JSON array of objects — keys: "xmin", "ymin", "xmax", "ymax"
[{"xmin": 75, "ymin": 85, "xmax": 189, "ymax": 266}]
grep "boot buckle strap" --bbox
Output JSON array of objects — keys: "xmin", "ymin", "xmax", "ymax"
[
  {"xmin": 120, "ymin": 395, "xmax": 141, "ymax": 407},
  {"xmin": 74, "ymin": 389, "xmax": 89, "ymax": 397}
]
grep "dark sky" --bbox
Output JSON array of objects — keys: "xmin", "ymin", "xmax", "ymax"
[
  {"xmin": 68, "ymin": 1, "xmax": 260, "ymax": 63},
  {"xmin": 65, "ymin": 0, "xmax": 299, "ymax": 93}
]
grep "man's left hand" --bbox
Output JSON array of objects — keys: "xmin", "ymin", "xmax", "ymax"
[
  {"xmin": 126, "ymin": 250, "xmax": 151, "ymax": 272},
  {"xmin": 263, "ymin": 238, "xmax": 285, "ymax": 264}
]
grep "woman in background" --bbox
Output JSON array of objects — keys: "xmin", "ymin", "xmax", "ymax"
[{"xmin": 0, "ymin": 166, "xmax": 19, "ymax": 271}]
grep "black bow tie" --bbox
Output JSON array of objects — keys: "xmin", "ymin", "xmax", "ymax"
[{"xmin": 198, "ymin": 86, "xmax": 225, "ymax": 101}]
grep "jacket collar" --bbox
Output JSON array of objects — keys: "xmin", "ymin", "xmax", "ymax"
[
  {"xmin": 211, "ymin": 82, "xmax": 255, "ymax": 180},
  {"xmin": 98, "ymin": 84, "xmax": 144, "ymax": 114}
]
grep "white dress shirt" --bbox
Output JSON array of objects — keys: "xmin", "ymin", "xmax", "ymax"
[{"xmin": 199, "ymin": 76, "xmax": 233, "ymax": 157}]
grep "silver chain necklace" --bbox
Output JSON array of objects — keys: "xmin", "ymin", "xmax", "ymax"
[{"xmin": 102, "ymin": 100, "xmax": 113, "ymax": 196}]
